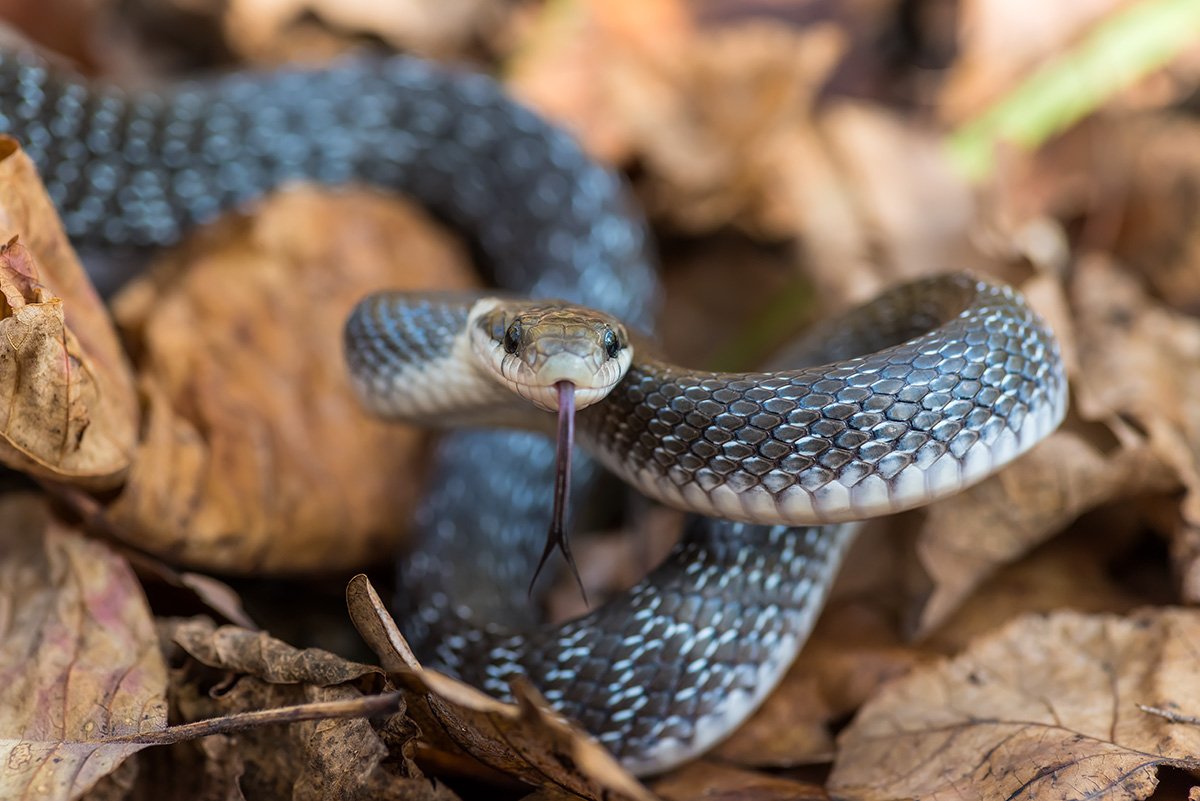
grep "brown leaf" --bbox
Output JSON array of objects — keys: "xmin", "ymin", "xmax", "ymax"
[
  {"xmin": 163, "ymin": 616, "xmax": 438, "ymax": 800},
  {"xmin": 1108, "ymin": 117, "xmax": 1200, "ymax": 316},
  {"xmin": 653, "ymin": 761, "xmax": 827, "ymax": 801},
  {"xmin": 791, "ymin": 104, "xmax": 977, "ymax": 307},
  {"xmin": 1069, "ymin": 256, "xmax": 1200, "ymax": 599},
  {"xmin": 925, "ymin": 515, "xmax": 1157, "ymax": 654},
  {"xmin": 510, "ymin": 0, "xmax": 846, "ymax": 239},
  {"xmin": 830, "ymin": 609, "xmax": 1200, "ymax": 801},
  {"xmin": 0, "ymin": 495, "xmax": 168, "ymax": 801},
  {"xmin": 940, "ymin": 0, "xmax": 1137, "ymax": 124},
  {"xmin": 912, "ymin": 429, "xmax": 1178, "ymax": 635},
  {"xmin": 345, "ymin": 574, "xmax": 654, "ymax": 801},
  {"xmin": 222, "ymin": 0, "xmax": 508, "ymax": 63},
  {"xmin": 0, "ymin": 139, "xmax": 138, "ymax": 487},
  {"xmin": 167, "ymin": 617, "xmax": 382, "ymax": 687},
  {"xmin": 169, "ymin": 677, "xmax": 434, "ymax": 801},
  {"xmin": 106, "ymin": 187, "xmax": 478, "ymax": 573}
]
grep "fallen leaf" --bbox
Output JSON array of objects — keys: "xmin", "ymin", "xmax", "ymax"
[
  {"xmin": 788, "ymin": 102, "xmax": 976, "ymax": 307},
  {"xmin": 345, "ymin": 574, "xmax": 654, "ymax": 801},
  {"xmin": 222, "ymin": 0, "xmax": 507, "ymax": 62},
  {"xmin": 167, "ymin": 617, "xmax": 382, "ymax": 687},
  {"xmin": 106, "ymin": 187, "xmax": 478, "ymax": 573},
  {"xmin": 0, "ymin": 139, "xmax": 138, "ymax": 487},
  {"xmin": 926, "ymin": 512, "xmax": 1159, "ymax": 654},
  {"xmin": 0, "ymin": 495, "xmax": 167, "ymax": 801},
  {"xmin": 161, "ymin": 616, "xmax": 438, "ymax": 800},
  {"xmin": 1108, "ymin": 117, "xmax": 1200, "ymax": 316},
  {"xmin": 912, "ymin": 428, "xmax": 1178, "ymax": 635},
  {"xmin": 941, "ymin": 0, "xmax": 1135, "ymax": 124},
  {"xmin": 510, "ymin": 0, "xmax": 846, "ymax": 239},
  {"xmin": 830, "ymin": 609, "xmax": 1200, "ymax": 801},
  {"xmin": 653, "ymin": 761, "xmax": 827, "ymax": 801},
  {"xmin": 1069, "ymin": 256, "xmax": 1200, "ymax": 600}
]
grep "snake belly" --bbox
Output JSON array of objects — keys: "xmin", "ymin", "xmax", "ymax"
[{"xmin": 1, "ymin": 43, "xmax": 1067, "ymax": 776}]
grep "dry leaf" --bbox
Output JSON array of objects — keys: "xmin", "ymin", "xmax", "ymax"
[
  {"xmin": 1108, "ymin": 117, "xmax": 1200, "ymax": 316},
  {"xmin": 1069, "ymin": 256, "xmax": 1200, "ymax": 599},
  {"xmin": 161, "ymin": 616, "xmax": 437, "ymax": 800},
  {"xmin": 510, "ymin": 0, "xmax": 846, "ymax": 238},
  {"xmin": 786, "ymin": 103, "xmax": 978, "ymax": 307},
  {"xmin": 830, "ymin": 609, "xmax": 1200, "ymax": 801},
  {"xmin": 653, "ymin": 761, "xmax": 827, "ymax": 801},
  {"xmin": 940, "ymin": 0, "xmax": 1136, "ymax": 123},
  {"xmin": 168, "ymin": 617, "xmax": 382, "ymax": 687},
  {"xmin": 106, "ymin": 187, "xmax": 477, "ymax": 573},
  {"xmin": 0, "ymin": 495, "xmax": 168, "ymax": 801},
  {"xmin": 926, "ymin": 516, "xmax": 1156, "ymax": 653},
  {"xmin": 345, "ymin": 574, "xmax": 654, "ymax": 800},
  {"xmin": 0, "ymin": 138, "xmax": 137, "ymax": 487},
  {"xmin": 222, "ymin": 0, "xmax": 506, "ymax": 62},
  {"xmin": 912, "ymin": 429, "xmax": 1177, "ymax": 635}
]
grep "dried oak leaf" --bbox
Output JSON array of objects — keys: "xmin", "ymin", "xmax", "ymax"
[
  {"xmin": 652, "ymin": 761, "xmax": 827, "ymax": 801},
  {"xmin": 912, "ymin": 427, "xmax": 1178, "ymax": 635},
  {"xmin": 222, "ymin": 0, "xmax": 507, "ymax": 63},
  {"xmin": 0, "ymin": 138, "xmax": 137, "ymax": 487},
  {"xmin": 924, "ymin": 514, "xmax": 1158, "ymax": 654},
  {"xmin": 162, "ymin": 617, "xmax": 441, "ymax": 801},
  {"xmin": 1069, "ymin": 256, "xmax": 1200, "ymax": 600},
  {"xmin": 346, "ymin": 574, "xmax": 654, "ymax": 800},
  {"xmin": 0, "ymin": 494, "xmax": 168, "ymax": 801},
  {"xmin": 830, "ymin": 609, "xmax": 1200, "ymax": 801},
  {"xmin": 509, "ymin": 0, "xmax": 847, "ymax": 239},
  {"xmin": 107, "ymin": 187, "xmax": 477, "ymax": 573}
]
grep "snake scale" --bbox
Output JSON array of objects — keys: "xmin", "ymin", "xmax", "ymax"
[{"xmin": 0, "ymin": 44, "xmax": 1067, "ymax": 775}]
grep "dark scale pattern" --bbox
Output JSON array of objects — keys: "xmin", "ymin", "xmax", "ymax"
[
  {"xmin": 444, "ymin": 518, "xmax": 858, "ymax": 773},
  {"xmin": 580, "ymin": 275, "xmax": 1068, "ymax": 523},
  {"xmin": 0, "ymin": 50, "xmax": 659, "ymax": 318}
]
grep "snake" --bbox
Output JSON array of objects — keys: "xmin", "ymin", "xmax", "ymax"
[{"xmin": 0, "ymin": 41, "xmax": 1068, "ymax": 776}]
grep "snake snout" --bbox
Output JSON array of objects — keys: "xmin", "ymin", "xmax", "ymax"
[{"xmin": 512, "ymin": 352, "xmax": 612, "ymax": 412}]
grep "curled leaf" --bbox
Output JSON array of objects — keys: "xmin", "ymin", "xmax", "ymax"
[
  {"xmin": 0, "ymin": 139, "xmax": 137, "ymax": 487},
  {"xmin": 107, "ymin": 187, "xmax": 478, "ymax": 573},
  {"xmin": 345, "ymin": 574, "xmax": 654, "ymax": 801}
]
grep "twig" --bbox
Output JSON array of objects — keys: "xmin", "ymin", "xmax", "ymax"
[{"xmin": 1138, "ymin": 704, "xmax": 1200, "ymax": 726}]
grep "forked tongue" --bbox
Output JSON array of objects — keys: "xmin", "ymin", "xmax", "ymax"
[{"xmin": 531, "ymin": 380, "xmax": 587, "ymax": 603}]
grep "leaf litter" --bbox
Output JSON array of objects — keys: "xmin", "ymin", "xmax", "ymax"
[{"xmin": 1, "ymin": 0, "xmax": 1200, "ymax": 799}]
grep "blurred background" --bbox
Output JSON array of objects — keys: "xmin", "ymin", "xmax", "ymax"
[{"xmin": 2, "ymin": 1, "xmax": 1200, "ymax": 799}]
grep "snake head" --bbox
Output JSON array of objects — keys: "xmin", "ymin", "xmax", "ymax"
[{"xmin": 468, "ymin": 298, "xmax": 632, "ymax": 412}]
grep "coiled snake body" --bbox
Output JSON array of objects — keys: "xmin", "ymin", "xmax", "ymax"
[{"xmin": 0, "ymin": 45, "xmax": 1067, "ymax": 774}]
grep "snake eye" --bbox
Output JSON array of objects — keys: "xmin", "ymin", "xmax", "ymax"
[
  {"xmin": 602, "ymin": 328, "xmax": 622, "ymax": 360},
  {"xmin": 503, "ymin": 321, "xmax": 522, "ymax": 354}
]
